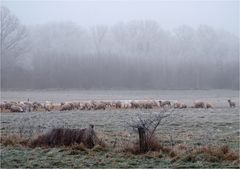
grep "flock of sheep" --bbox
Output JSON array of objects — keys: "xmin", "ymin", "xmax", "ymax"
[{"xmin": 0, "ymin": 99, "xmax": 236, "ymax": 113}]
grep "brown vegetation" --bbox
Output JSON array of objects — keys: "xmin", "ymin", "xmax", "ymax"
[
  {"xmin": 0, "ymin": 134, "xmax": 31, "ymax": 147},
  {"xmin": 122, "ymin": 137, "xmax": 239, "ymax": 164},
  {"xmin": 31, "ymin": 125, "xmax": 98, "ymax": 148}
]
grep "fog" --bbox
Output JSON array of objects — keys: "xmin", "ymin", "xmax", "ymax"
[{"xmin": 1, "ymin": 1, "xmax": 239, "ymax": 90}]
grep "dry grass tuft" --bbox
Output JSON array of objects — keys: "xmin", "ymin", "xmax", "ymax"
[
  {"xmin": 122, "ymin": 136, "xmax": 164, "ymax": 154},
  {"xmin": 122, "ymin": 140, "xmax": 141, "ymax": 154},
  {"xmin": 122, "ymin": 139, "xmax": 239, "ymax": 165},
  {"xmin": 0, "ymin": 135, "xmax": 31, "ymax": 147},
  {"xmin": 173, "ymin": 144, "xmax": 239, "ymax": 164}
]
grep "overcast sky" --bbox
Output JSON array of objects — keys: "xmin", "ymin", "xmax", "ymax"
[{"xmin": 2, "ymin": 0, "xmax": 239, "ymax": 35}]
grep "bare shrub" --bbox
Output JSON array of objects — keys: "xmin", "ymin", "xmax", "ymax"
[{"xmin": 126, "ymin": 109, "xmax": 173, "ymax": 153}]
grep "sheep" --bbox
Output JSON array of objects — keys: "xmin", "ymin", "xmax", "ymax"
[
  {"xmin": 92, "ymin": 101, "xmax": 106, "ymax": 110},
  {"xmin": 142, "ymin": 101, "xmax": 154, "ymax": 109},
  {"xmin": 228, "ymin": 99, "xmax": 236, "ymax": 108},
  {"xmin": 4, "ymin": 102, "xmax": 12, "ymax": 110},
  {"xmin": 180, "ymin": 103, "xmax": 187, "ymax": 109},
  {"xmin": 159, "ymin": 100, "xmax": 171, "ymax": 108},
  {"xmin": 32, "ymin": 102, "xmax": 43, "ymax": 111},
  {"xmin": 17, "ymin": 102, "xmax": 27, "ymax": 112},
  {"xmin": 71, "ymin": 102, "xmax": 81, "ymax": 110},
  {"xmin": 100, "ymin": 101, "xmax": 112, "ymax": 109},
  {"xmin": 145, "ymin": 100, "xmax": 159, "ymax": 109},
  {"xmin": 115, "ymin": 101, "xmax": 122, "ymax": 109},
  {"xmin": 173, "ymin": 102, "xmax": 187, "ymax": 109},
  {"xmin": 131, "ymin": 101, "xmax": 140, "ymax": 109},
  {"xmin": 193, "ymin": 102, "xmax": 205, "ymax": 108},
  {"xmin": 60, "ymin": 102, "xmax": 74, "ymax": 111},
  {"xmin": 80, "ymin": 102, "xmax": 93, "ymax": 110},
  {"xmin": 44, "ymin": 101, "xmax": 54, "ymax": 111},
  {"xmin": 206, "ymin": 103, "xmax": 213, "ymax": 109},
  {"xmin": 173, "ymin": 102, "xmax": 181, "ymax": 109},
  {"xmin": 152, "ymin": 100, "xmax": 161, "ymax": 108},
  {"xmin": 0, "ymin": 102, "xmax": 4, "ymax": 110},
  {"xmin": 10, "ymin": 105, "xmax": 24, "ymax": 112},
  {"xmin": 120, "ymin": 100, "xmax": 131, "ymax": 109}
]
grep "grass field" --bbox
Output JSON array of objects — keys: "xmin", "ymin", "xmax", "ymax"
[{"xmin": 1, "ymin": 107, "xmax": 239, "ymax": 168}]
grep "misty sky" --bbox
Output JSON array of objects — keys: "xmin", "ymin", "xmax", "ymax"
[{"xmin": 2, "ymin": 0, "xmax": 239, "ymax": 35}]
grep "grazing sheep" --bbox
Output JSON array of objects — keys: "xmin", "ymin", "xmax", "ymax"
[
  {"xmin": 120, "ymin": 100, "xmax": 131, "ymax": 109},
  {"xmin": 0, "ymin": 103, "xmax": 4, "ymax": 110},
  {"xmin": 4, "ymin": 102, "xmax": 12, "ymax": 110},
  {"xmin": 60, "ymin": 103, "xmax": 74, "ymax": 111},
  {"xmin": 159, "ymin": 100, "xmax": 171, "ymax": 107},
  {"xmin": 152, "ymin": 100, "xmax": 161, "ymax": 108},
  {"xmin": 32, "ymin": 102, "xmax": 44, "ymax": 111},
  {"xmin": 92, "ymin": 101, "xmax": 106, "ymax": 110},
  {"xmin": 71, "ymin": 102, "xmax": 80, "ymax": 110},
  {"xmin": 180, "ymin": 104, "xmax": 187, "ymax": 109},
  {"xmin": 80, "ymin": 102, "xmax": 93, "ymax": 110},
  {"xmin": 228, "ymin": 99, "xmax": 236, "ymax": 108},
  {"xmin": 206, "ymin": 103, "xmax": 213, "ymax": 109},
  {"xmin": 10, "ymin": 105, "xmax": 24, "ymax": 112},
  {"xmin": 194, "ymin": 102, "xmax": 205, "ymax": 108},
  {"xmin": 115, "ymin": 101, "xmax": 122, "ymax": 109},
  {"xmin": 173, "ymin": 102, "xmax": 187, "ymax": 109},
  {"xmin": 101, "ymin": 101, "xmax": 111, "ymax": 109},
  {"xmin": 143, "ymin": 101, "xmax": 154, "ymax": 109},
  {"xmin": 173, "ymin": 102, "xmax": 181, "ymax": 109},
  {"xmin": 131, "ymin": 101, "xmax": 140, "ymax": 109},
  {"xmin": 44, "ymin": 101, "xmax": 54, "ymax": 111}
]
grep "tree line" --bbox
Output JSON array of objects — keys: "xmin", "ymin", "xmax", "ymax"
[{"xmin": 1, "ymin": 6, "xmax": 239, "ymax": 90}]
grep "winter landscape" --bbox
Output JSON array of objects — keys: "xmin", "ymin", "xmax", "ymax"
[{"xmin": 1, "ymin": 1, "xmax": 239, "ymax": 168}]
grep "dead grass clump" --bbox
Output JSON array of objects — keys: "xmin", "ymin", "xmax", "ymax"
[
  {"xmin": 0, "ymin": 135, "xmax": 30, "ymax": 147},
  {"xmin": 145, "ymin": 151, "xmax": 163, "ymax": 158},
  {"xmin": 31, "ymin": 125, "xmax": 99, "ymax": 149},
  {"xmin": 122, "ymin": 136, "xmax": 163, "ymax": 154},
  {"xmin": 146, "ymin": 136, "xmax": 163, "ymax": 151},
  {"xmin": 174, "ymin": 144, "xmax": 239, "ymax": 164},
  {"xmin": 91, "ymin": 144, "xmax": 107, "ymax": 152},
  {"xmin": 122, "ymin": 140, "xmax": 140, "ymax": 154},
  {"xmin": 71, "ymin": 143, "xmax": 88, "ymax": 152}
]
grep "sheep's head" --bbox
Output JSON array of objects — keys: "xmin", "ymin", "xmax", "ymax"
[{"xmin": 227, "ymin": 99, "xmax": 231, "ymax": 103}]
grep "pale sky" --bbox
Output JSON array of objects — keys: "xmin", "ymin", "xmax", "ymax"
[{"xmin": 2, "ymin": 0, "xmax": 239, "ymax": 35}]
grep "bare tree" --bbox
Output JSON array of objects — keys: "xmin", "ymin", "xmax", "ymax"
[
  {"xmin": 128, "ymin": 109, "xmax": 173, "ymax": 153},
  {"xmin": 90, "ymin": 25, "xmax": 108, "ymax": 56},
  {"xmin": 0, "ymin": 6, "xmax": 27, "ymax": 59}
]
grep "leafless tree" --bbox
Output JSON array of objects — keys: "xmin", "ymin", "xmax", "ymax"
[
  {"xmin": 90, "ymin": 25, "xmax": 108, "ymax": 56},
  {"xmin": 0, "ymin": 6, "xmax": 27, "ymax": 59},
  {"xmin": 127, "ymin": 109, "xmax": 174, "ymax": 153}
]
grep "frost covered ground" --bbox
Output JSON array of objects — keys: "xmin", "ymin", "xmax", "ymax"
[{"xmin": 1, "ymin": 90, "xmax": 239, "ymax": 168}]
